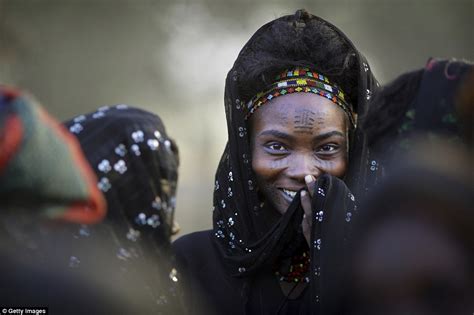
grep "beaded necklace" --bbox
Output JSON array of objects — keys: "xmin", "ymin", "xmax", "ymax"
[{"xmin": 275, "ymin": 250, "xmax": 310, "ymax": 283}]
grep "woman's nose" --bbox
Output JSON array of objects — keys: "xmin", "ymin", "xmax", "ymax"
[{"xmin": 286, "ymin": 154, "xmax": 320, "ymax": 182}]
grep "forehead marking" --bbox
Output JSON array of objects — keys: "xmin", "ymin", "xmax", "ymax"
[{"xmin": 293, "ymin": 108, "xmax": 316, "ymax": 134}]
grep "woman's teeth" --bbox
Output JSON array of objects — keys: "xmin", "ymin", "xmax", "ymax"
[{"xmin": 282, "ymin": 189, "xmax": 297, "ymax": 199}]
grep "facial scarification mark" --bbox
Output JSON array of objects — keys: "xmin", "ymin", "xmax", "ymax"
[
  {"xmin": 270, "ymin": 159, "xmax": 287, "ymax": 169},
  {"xmin": 294, "ymin": 109, "xmax": 316, "ymax": 134},
  {"xmin": 316, "ymin": 115, "xmax": 326, "ymax": 126}
]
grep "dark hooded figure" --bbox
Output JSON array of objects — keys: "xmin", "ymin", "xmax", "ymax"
[
  {"xmin": 339, "ymin": 139, "xmax": 474, "ymax": 315},
  {"xmin": 1, "ymin": 97, "xmax": 183, "ymax": 313},
  {"xmin": 362, "ymin": 58, "xmax": 473, "ymax": 188},
  {"xmin": 173, "ymin": 9, "xmax": 378, "ymax": 315},
  {"xmin": 331, "ymin": 58, "xmax": 474, "ymax": 315},
  {"xmin": 0, "ymin": 86, "xmax": 115, "ymax": 313},
  {"xmin": 63, "ymin": 105, "xmax": 182, "ymax": 314}
]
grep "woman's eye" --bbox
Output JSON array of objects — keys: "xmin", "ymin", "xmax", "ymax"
[
  {"xmin": 266, "ymin": 143, "xmax": 287, "ymax": 153},
  {"xmin": 317, "ymin": 144, "xmax": 338, "ymax": 153}
]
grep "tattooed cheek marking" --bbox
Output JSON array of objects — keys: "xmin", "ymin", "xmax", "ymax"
[
  {"xmin": 293, "ymin": 108, "xmax": 316, "ymax": 134},
  {"xmin": 270, "ymin": 159, "xmax": 288, "ymax": 169},
  {"xmin": 317, "ymin": 160, "xmax": 332, "ymax": 170},
  {"xmin": 315, "ymin": 158, "xmax": 341, "ymax": 172}
]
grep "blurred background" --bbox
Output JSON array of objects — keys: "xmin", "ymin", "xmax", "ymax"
[{"xmin": 1, "ymin": 0, "xmax": 472, "ymax": 237}]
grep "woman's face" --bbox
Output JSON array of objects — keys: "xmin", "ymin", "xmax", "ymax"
[{"xmin": 250, "ymin": 93, "xmax": 349, "ymax": 215}]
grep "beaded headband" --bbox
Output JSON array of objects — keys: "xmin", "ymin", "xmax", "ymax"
[{"xmin": 245, "ymin": 67, "xmax": 356, "ymax": 127}]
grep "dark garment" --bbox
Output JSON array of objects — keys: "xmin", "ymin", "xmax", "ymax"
[
  {"xmin": 363, "ymin": 58, "xmax": 473, "ymax": 188},
  {"xmin": 63, "ymin": 106, "xmax": 182, "ymax": 314},
  {"xmin": 0, "ymin": 99, "xmax": 183, "ymax": 314},
  {"xmin": 174, "ymin": 230, "xmax": 313, "ymax": 315}
]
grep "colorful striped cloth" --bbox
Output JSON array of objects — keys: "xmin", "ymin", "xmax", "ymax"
[{"xmin": 0, "ymin": 85, "xmax": 106, "ymax": 224}]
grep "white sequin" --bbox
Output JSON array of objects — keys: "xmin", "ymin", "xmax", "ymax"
[
  {"xmin": 126, "ymin": 228, "xmax": 140, "ymax": 242},
  {"xmin": 92, "ymin": 111, "xmax": 105, "ymax": 119},
  {"xmin": 346, "ymin": 212, "xmax": 352, "ymax": 222},
  {"xmin": 98, "ymin": 159, "xmax": 111, "ymax": 173},
  {"xmin": 131, "ymin": 144, "xmax": 141, "ymax": 156},
  {"xmin": 315, "ymin": 210, "xmax": 324, "ymax": 222},
  {"xmin": 215, "ymin": 230, "xmax": 225, "ymax": 238},
  {"xmin": 147, "ymin": 214, "xmax": 161, "ymax": 228},
  {"xmin": 169, "ymin": 268, "xmax": 178, "ymax": 283},
  {"xmin": 114, "ymin": 160, "xmax": 127, "ymax": 174},
  {"xmin": 73, "ymin": 115, "xmax": 86, "ymax": 123},
  {"xmin": 69, "ymin": 256, "xmax": 80, "ymax": 268},
  {"xmin": 131, "ymin": 130, "xmax": 144, "ymax": 143},
  {"xmin": 152, "ymin": 196, "xmax": 162, "ymax": 210},
  {"xmin": 116, "ymin": 248, "xmax": 132, "ymax": 261},
  {"xmin": 136, "ymin": 213, "xmax": 147, "ymax": 225},
  {"xmin": 69, "ymin": 123, "xmax": 83, "ymax": 134},
  {"xmin": 97, "ymin": 177, "xmax": 111, "ymax": 192},
  {"xmin": 314, "ymin": 238, "xmax": 321, "ymax": 250},
  {"xmin": 115, "ymin": 144, "xmax": 127, "ymax": 157},
  {"xmin": 147, "ymin": 139, "xmax": 160, "ymax": 150}
]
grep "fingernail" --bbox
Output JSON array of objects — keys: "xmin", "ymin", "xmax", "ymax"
[
  {"xmin": 301, "ymin": 190, "xmax": 307, "ymax": 197},
  {"xmin": 305, "ymin": 175, "xmax": 313, "ymax": 184}
]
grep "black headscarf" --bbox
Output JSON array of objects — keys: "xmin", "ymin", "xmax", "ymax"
[
  {"xmin": 211, "ymin": 9, "xmax": 378, "ymax": 313},
  {"xmin": 363, "ymin": 58, "xmax": 473, "ymax": 188},
  {"xmin": 63, "ymin": 105, "xmax": 181, "ymax": 313}
]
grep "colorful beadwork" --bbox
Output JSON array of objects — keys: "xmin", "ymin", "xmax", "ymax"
[
  {"xmin": 245, "ymin": 68, "xmax": 356, "ymax": 127},
  {"xmin": 275, "ymin": 251, "xmax": 310, "ymax": 283}
]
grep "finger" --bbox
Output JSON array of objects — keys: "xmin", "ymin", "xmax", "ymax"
[
  {"xmin": 301, "ymin": 190, "xmax": 312, "ymax": 245},
  {"xmin": 305, "ymin": 175, "xmax": 316, "ymax": 198},
  {"xmin": 301, "ymin": 190, "xmax": 312, "ymax": 218}
]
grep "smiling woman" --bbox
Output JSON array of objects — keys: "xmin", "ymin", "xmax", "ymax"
[
  {"xmin": 173, "ymin": 9, "xmax": 378, "ymax": 315},
  {"xmin": 250, "ymin": 92, "xmax": 349, "ymax": 217}
]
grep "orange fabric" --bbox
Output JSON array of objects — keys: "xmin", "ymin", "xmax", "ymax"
[{"xmin": 0, "ymin": 115, "xmax": 24, "ymax": 174}]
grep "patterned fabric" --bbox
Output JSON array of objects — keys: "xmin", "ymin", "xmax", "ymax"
[
  {"xmin": 0, "ymin": 85, "xmax": 106, "ymax": 223},
  {"xmin": 65, "ymin": 105, "xmax": 179, "ymax": 242},
  {"xmin": 308, "ymin": 174, "xmax": 357, "ymax": 314},
  {"xmin": 245, "ymin": 67, "xmax": 356, "ymax": 127},
  {"xmin": 211, "ymin": 11, "xmax": 379, "ymax": 314},
  {"xmin": 63, "ymin": 106, "xmax": 181, "ymax": 314}
]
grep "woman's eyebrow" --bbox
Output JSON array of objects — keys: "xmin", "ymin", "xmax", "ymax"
[
  {"xmin": 313, "ymin": 130, "xmax": 345, "ymax": 141},
  {"xmin": 257, "ymin": 129, "xmax": 294, "ymax": 141}
]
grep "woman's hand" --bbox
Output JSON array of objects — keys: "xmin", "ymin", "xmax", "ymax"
[{"xmin": 301, "ymin": 175, "xmax": 316, "ymax": 246}]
